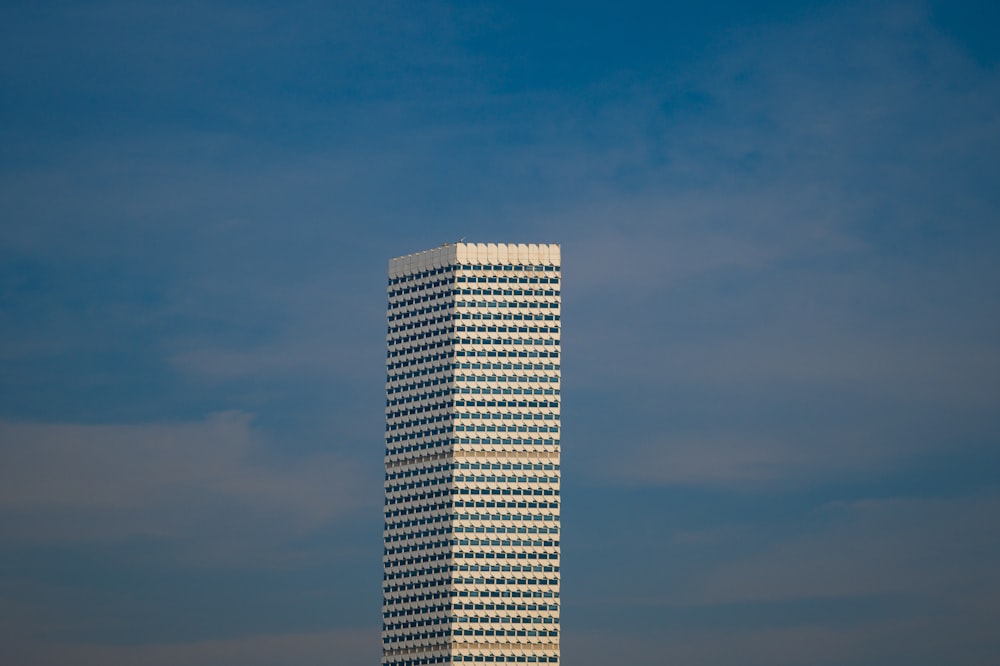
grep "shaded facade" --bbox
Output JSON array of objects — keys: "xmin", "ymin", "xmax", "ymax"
[{"xmin": 383, "ymin": 243, "xmax": 561, "ymax": 665}]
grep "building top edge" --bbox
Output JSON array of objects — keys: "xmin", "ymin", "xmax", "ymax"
[{"xmin": 388, "ymin": 243, "xmax": 561, "ymax": 277}]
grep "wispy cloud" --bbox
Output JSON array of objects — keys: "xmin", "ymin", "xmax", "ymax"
[
  {"xmin": 690, "ymin": 493, "xmax": 1000, "ymax": 605},
  {"xmin": 0, "ymin": 626, "xmax": 380, "ymax": 666},
  {"xmin": 566, "ymin": 493, "xmax": 1000, "ymax": 665},
  {"xmin": 0, "ymin": 412, "xmax": 372, "ymax": 563}
]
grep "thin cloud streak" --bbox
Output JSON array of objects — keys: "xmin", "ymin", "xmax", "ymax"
[
  {"xmin": 0, "ymin": 626, "xmax": 381, "ymax": 666},
  {"xmin": 0, "ymin": 413, "xmax": 372, "ymax": 562}
]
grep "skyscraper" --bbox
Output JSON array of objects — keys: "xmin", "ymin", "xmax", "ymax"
[{"xmin": 383, "ymin": 243, "xmax": 561, "ymax": 666}]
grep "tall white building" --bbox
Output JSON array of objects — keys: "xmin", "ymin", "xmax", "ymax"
[{"xmin": 383, "ymin": 243, "xmax": 561, "ymax": 666}]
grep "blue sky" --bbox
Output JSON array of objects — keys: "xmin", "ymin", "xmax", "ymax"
[{"xmin": 1, "ymin": 1, "xmax": 999, "ymax": 664}]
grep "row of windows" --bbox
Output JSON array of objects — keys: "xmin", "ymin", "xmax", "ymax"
[
  {"xmin": 385, "ymin": 500, "xmax": 451, "ymax": 519},
  {"xmin": 384, "ymin": 654, "xmax": 559, "ymax": 666},
  {"xmin": 453, "ymin": 475, "xmax": 558, "ymax": 484},
  {"xmin": 387, "ymin": 350, "xmax": 452, "ymax": 372},
  {"xmin": 455, "ymin": 387, "xmax": 559, "ymax": 396},
  {"xmin": 384, "ymin": 570, "xmax": 557, "ymax": 589},
  {"xmin": 387, "ymin": 475, "xmax": 558, "ymax": 494},
  {"xmin": 389, "ymin": 273, "xmax": 451, "ymax": 289},
  {"xmin": 385, "ymin": 513, "xmax": 559, "ymax": 541},
  {"xmin": 386, "ymin": 425, "xmax": 560, "ymax": 445},
  {"xmin": 383, "ymin": 627, "xmax": 447, "ymax": 642},
  {"xmin": 388, "ymin": 315, "xmax": 560, "ymax": 342},
  {"xmin": 387, "ymin": 263, "xmax": 558, "ymax": 288},
  {"xmin": 385, "ymin": 551, "xmax": 454, "ymax": 569},
  {"xmin": 385, "ymin": 477, "xmax": 448, "ymax": 494},
  {"xmin": 454, "ymin": 425, "xmax": 560, "ymax": 434},
  {"xmin": 458, "ymin": 462, "xmax": 558, "ymax": 471},
  {"xmin": 456, "ymin": 263, "xmax": 558, "ymax": 273},
  {"xmin": 453, "ymin": 500, "xmax": 558, "ymax": 510},
  {"xmin": 387, "ymin": 606, "xmax": 559, "ymax": 621},
  {"xmin": 386, "ymin": 588, "xmax": 556, "ymax": 609},
  {"xmin": 456, "ymin": 389, "xmax": 562, "ymax": 402},
  {"xmin": 451, "ymin": 564, "xmax": 558, "ymax": 575},
  {"xmin": 387, "ymin": 618, "xmax": 560, "ymax": 633},
  {"xmin": 385, "ymin": 531, "xmax": 558, "ymax": 548},
  {"xmin": 456, "ymin": 405, "xmax": 560, "ymax": 415},
  {"xmin": 457, "ymin": 325, "xmax": 558, "ymax": 335},
  {"xmin": 385, "ymin": 384, "xmax": 447, "ymax": 402},
  {"xmin": 386, "ymin": 499, "xmax": 557, "ymax": 521},
  {"xmin": 384, "ymin": 570, "xmax": 451, "ymax": 589},
  {"xmin": 388, "ymin": 325, "xmax": 452, "ymax": 346},
  {"xmin": 388, "ymin": 411, "xmax": 558, "ymax": 431},
  {"xmin": 387, "ymin": 390, "xmax": 451, "ymax": 408},
  {"xmin": 386, "ymin": 410, "xmax": 449, "ymax": 429},
  {"xmin": 456, "ymin": 362, "xmax": 559, "ymax": 372},
  {"xmin": 389, "ymin": 325, "xmax": 558, "ymax": 349},
  {"xmin": 385, "ymin": 655, "xmax": 558, "ymax": 665},
  {"xmin": 387, "ymin": 546, "xmax": 559, "ymax": 568},
  {"xmin": 389, "ymin": 313, "xmax": 454, "ymax": 334},
  {"xmin": 387, "ymin": 602, "xmax": 557, "ymax": 621},
  {"xmin": 385, "ymin": 548, "xmax": 559, "ymax": 568},
  {"xmin": 387, "ymin": 350, "xmax": 564, "ymax": 374},
  {"xmin": 387, "ymin": 291, "xmax": 451, "ymax": 310},
  {"xmin": 389, "ymin": 291, "xmax": 559, "ymax": 313},
  {"xmin": 390, "ymin": 485, "xmax": 561, "ymax": 501},
  {"xmin": 389, "ymin": 304, "xmax": 559, "ymax": 324},
  {"xmin": 389, "ymin": 285, "xmax": 559, "ymax": 306},
  {"xmin": 388, "ymin": 480, "xmax": 558, "ymax": 502},
  {"xmin": 453, "ymin": 512, "xmax": 558, "ymax": 522},
  {"xmin": 389, "ymin": 336, "xmax": 558, "ymax": 353},
  {"xmin": 384, "ymin": 591, "xmax": 448, "ymax": 607},
  {"xmin": 386, "ymin": 414, "xmax": 558, "ymax": 434},
  {"xmin": 382, "ymin": 540, "xmax": 559, "ymax": 567},
  {"xmin": 385, "ymin": 516, "xmax": 560, "ymax": 534},
  {"xmin": 466, "ymin": 313, "xmax": 557, "ymax": 322},
  {"xmin": 385, "ymin": 565, "xmax": 558, "ymax": 585},
  {"xmin": 386, "ymin": 463, "xmax": 451, "ymax": 481},
  {"xmin": 386, "ymin": 620, "xmax": 558, "ymax": 635},
  {"xmin": 455, "ymin": 350, "xmax": 559, "ymax": 360},
  {"xmin": 452, "ymin": 567, "xmax": 559, "ymax": 584},
  {"xmin": 453, "ymin": 551, "xmax": 558, "ymax": 561},
  {"xmin": 384, "ymin": 588, "xmax": 561, "ymax": 615},
  {"xmin": 388, "ymin": 341, "xmax": 559, "ymax": 361},
  {"xmin": 386, "ymin": 588, "xmax": 557, "ymax": 607},
  {"xmin": 387, "ymin": 280, "xmax": 449, "ymax": 298},
  {"xmin": 386, "ymin": 388, "xmax": 559, "ymax": 421},
  {"xmin": 386, "ymin": 362, "xmax": 451, "ymax": 385},
  {"xmin": 388, "ymin": 265, "xmax": 456, "ymax": 285},
  {"xmin": 455, "ymin": 374, "xmax": 559, "ymax": 384},
  {"xmin": 387, "ymin": 390, "xmax": 560, "ymax": 412},
  {"xmin": 453, "ymin": 288, "xmax": 559, "ymax": 297},
  {"xmin": 454, "ymin": 300, "xmax": 558, "ymax": 311},
  {"xmin": 388, "ymin": 302, "xmax": 453, "ymax": 322},
  {"xmin": 455, "ymin": 413, "xmax": 558, "ymax": 422},
  {"xmin": 454, "ymin": 531, "xmax": 559, "ymax": 540},
  {"xmin": 453, "ymin": 287, "xmax": 559, "ymax": 296},
  {"xmin": 388, "ymin": 325, "xmax": 559, "ymax": 347},
  {"xmin": 385, "ymin": 428, "xmax": 452, "ymax": 446},
  {"xmin": 455, "ymin": 273, "xmax": 558, "ymax": 283},
  {"xmin": 453, "ymin": 338, "xmax": 557, "ymax": 347},
  {"xmin": 385, "ymin": 479, "xmax": 559, "ymax": 505},
  {"xmin": 387, "ymin": 362, "xmax": 559, "ymax": 394},
  {"xmin": 387, "ymin": 620, "xmax": 557, "ymax": 633},
  {"xmin": 387, "ymin": 463, "xmax": 557, "ymax": 482}
]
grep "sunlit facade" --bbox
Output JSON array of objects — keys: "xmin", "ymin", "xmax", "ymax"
[{"xmin": 383, "ymin": 242, "xmax": 561, "ymax": 665}]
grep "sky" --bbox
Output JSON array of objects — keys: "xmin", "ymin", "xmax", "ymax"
[{"xmin": 1, "ymin": 1, "xmax": 999, "ymax": 664}]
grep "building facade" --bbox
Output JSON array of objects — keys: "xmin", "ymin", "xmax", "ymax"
[{"xmin": 383, "ymin": 243, "xmax": 561, "ymax": 665}]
